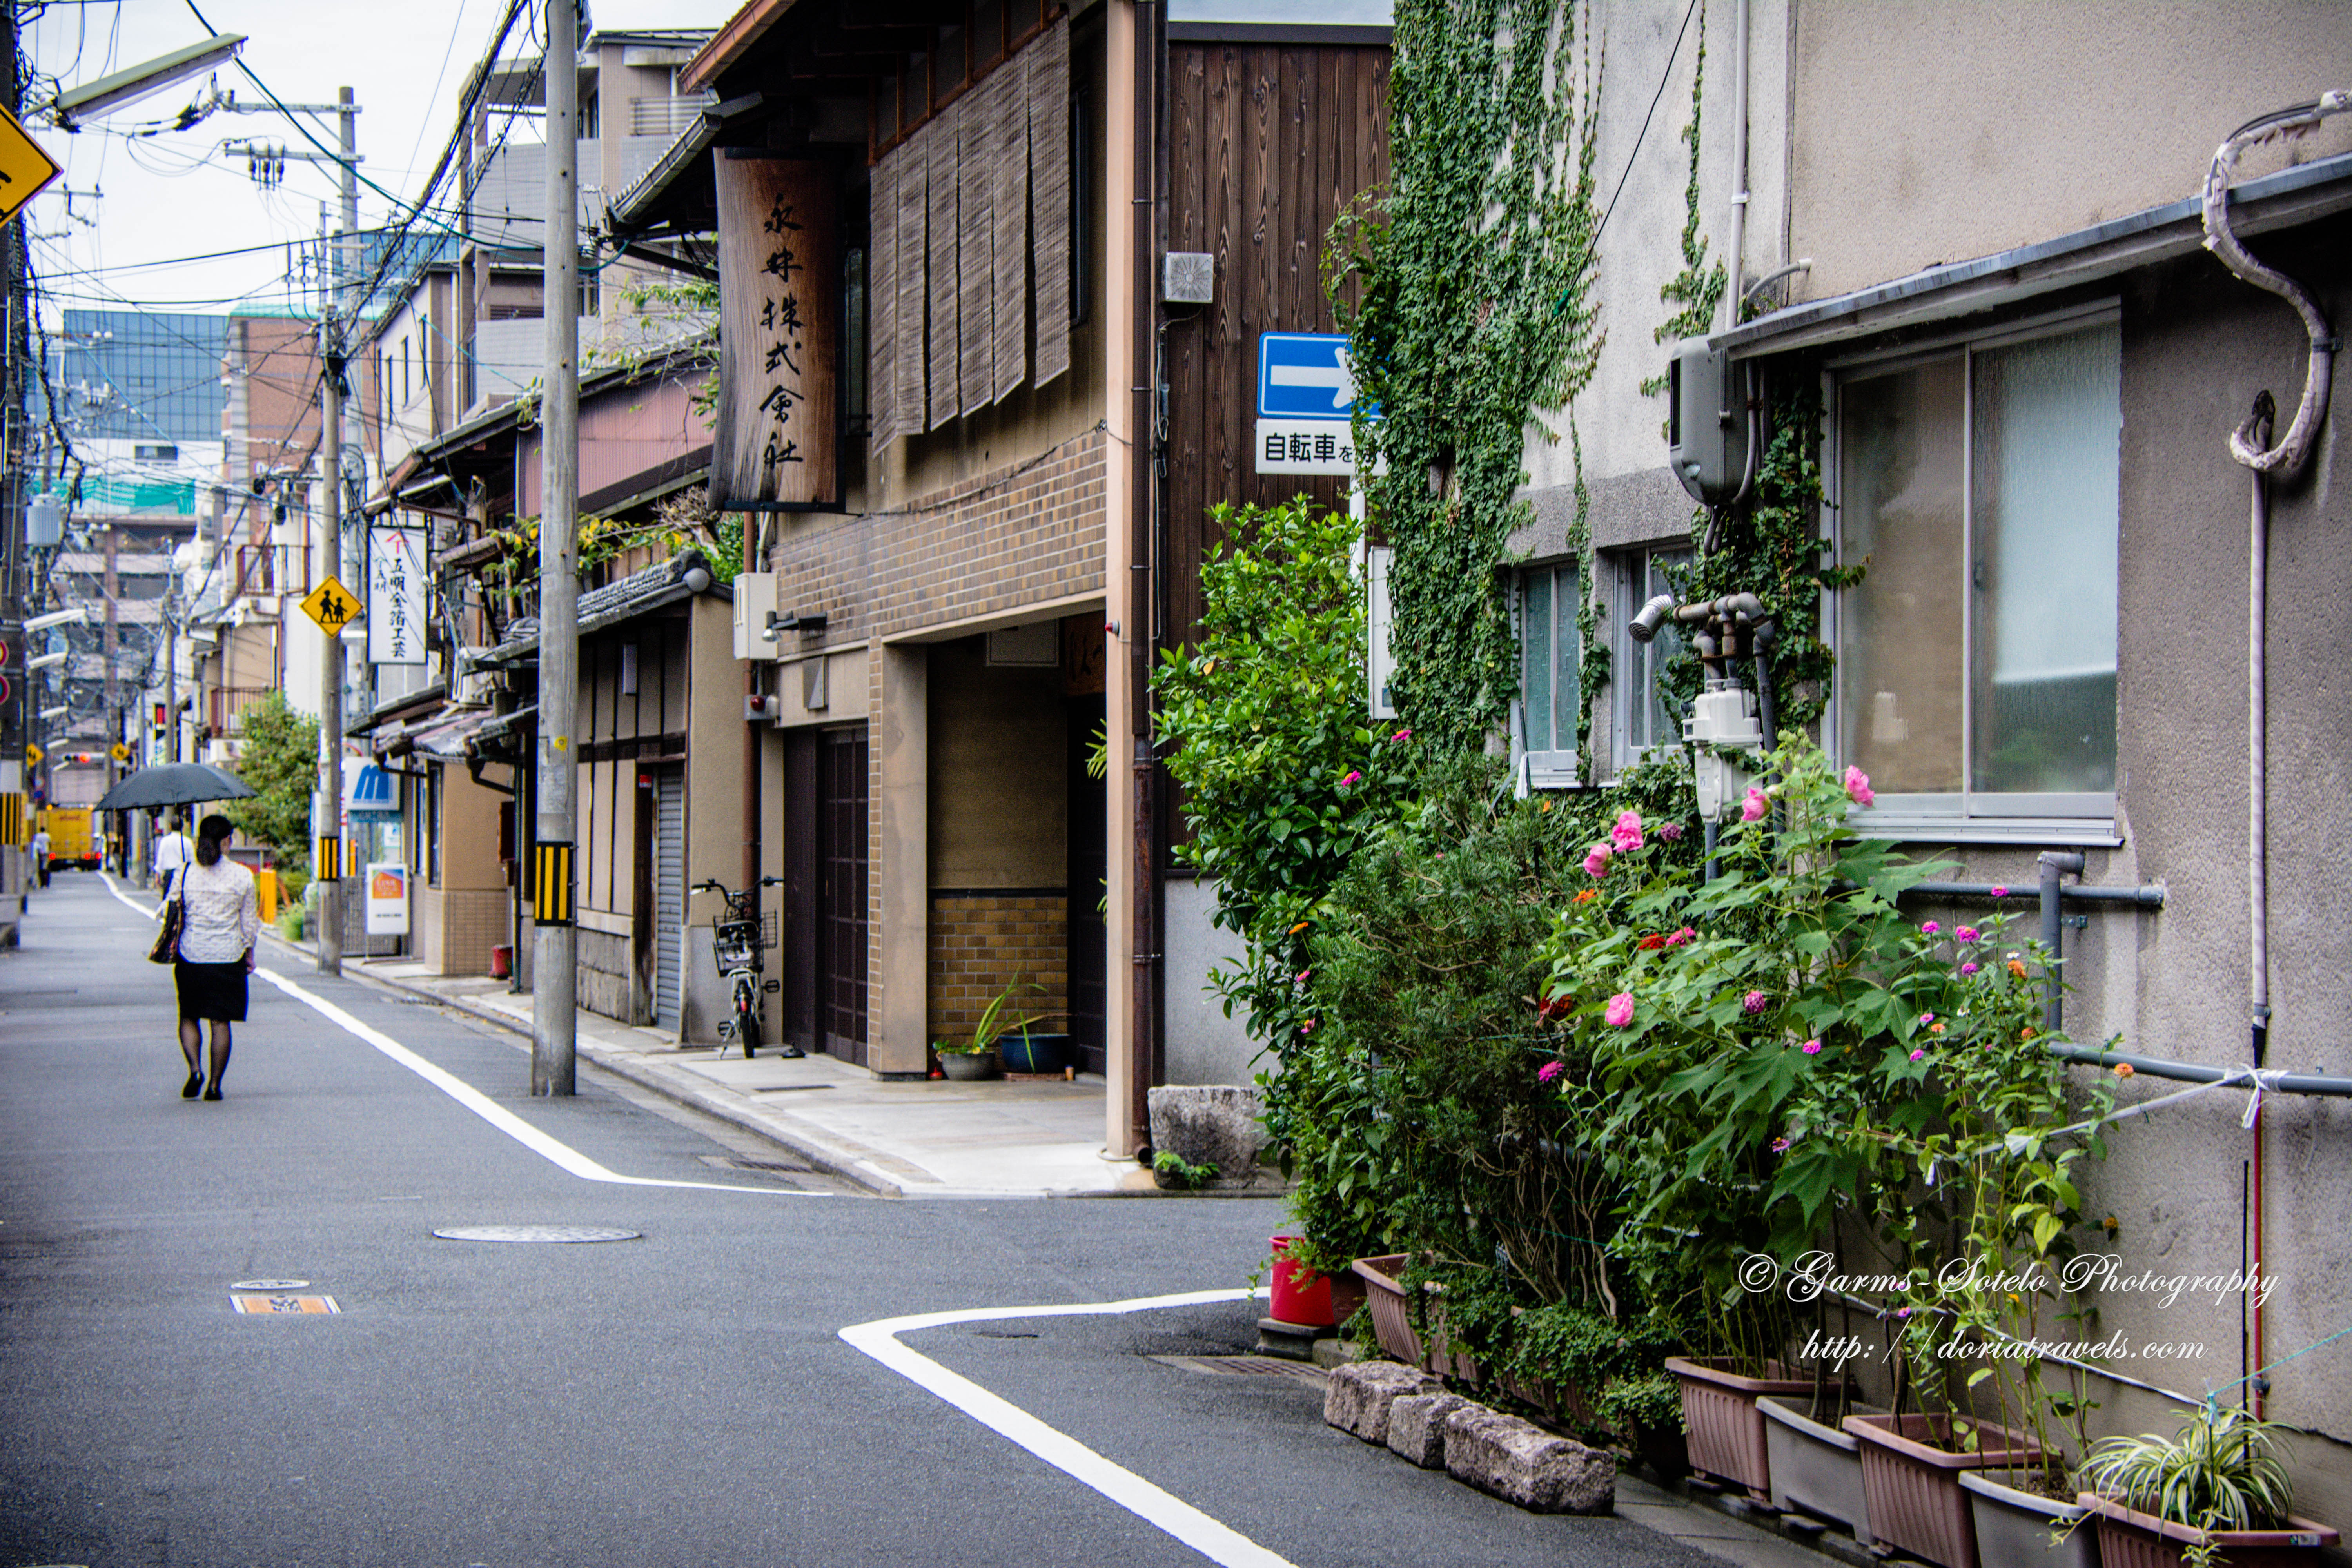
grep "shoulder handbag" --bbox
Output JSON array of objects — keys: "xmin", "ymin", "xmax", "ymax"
[{"xmin": 147, "ymin": 874, "xmax": 184, "ymax": 965}]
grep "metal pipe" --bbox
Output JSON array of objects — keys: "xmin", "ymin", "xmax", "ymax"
[
  {"xmin": 1723, "ymin": 0, "xmax": 1749, "ymax": 328},
  {"xmin": 1895, "ymin": 880, "xmax": 2164, "ymax": 907},
  {"xmin": 2042, "ymin": 1039, "xmax": 2352, "ymax": 1099},
  {"xmin": 2038, "ymin": 850, "xmax": 2082, "ymax": 1032},
  {"xmin": 2247, "ymin": 391, "xmax": 2276, "ymax": 1417}
]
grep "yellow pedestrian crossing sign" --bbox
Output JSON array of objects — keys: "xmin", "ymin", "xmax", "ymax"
[
  {"xmin": 0, "ymin": 106, "xmax": 62, "ymax": 228},
  {"xmin": 24, "ymin": 743, "xmax": 40, "ymax": 766},
  {"xmin": 301, "ymin": 575, "xmax": 363, "ymax": 635},
  {"xmin": 109, "ymin": 742, "xmax": 130, "ymax": 762}
]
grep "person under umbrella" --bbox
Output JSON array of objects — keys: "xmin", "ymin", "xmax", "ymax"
[{"xmin": 174, "ymin": 814, "xmax": 259, "ymax": 1101}]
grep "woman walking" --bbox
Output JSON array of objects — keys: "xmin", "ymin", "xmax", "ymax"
[{"xmin": 173, "ymin": 814, "xmax": 259, "ymax": 1101}]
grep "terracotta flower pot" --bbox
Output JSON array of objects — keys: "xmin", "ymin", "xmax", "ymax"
[
  {"xmin": 2078, "ymin": 1492, "xmax": 2339, "ymax": 1568},
  {"xmin": 1844, "ymin": 1412, "xmax": 2042, "ymax": 1568},
  {"xmin": 1348, "ymin": 1254, "xmax": 1477, "ymax": 1383},
  {"xmin": 1664, "ymin": 1357, "xmax": 1815, "ymax": 1499}
]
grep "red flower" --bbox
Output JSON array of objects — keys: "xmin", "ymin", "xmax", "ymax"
[{"xmin": 1636, "ymin": 933, "xmax": 1667, "ymax": 951}]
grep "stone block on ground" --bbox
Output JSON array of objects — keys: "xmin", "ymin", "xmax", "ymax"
[
  {"xmin": 1323, "ymin": 1360, "xmax": 1439, "ymax": 1444},
  {"xmin": 1442, "ymin": 1405, "xmax": 1615, "ymax": 1514},
  {"xmin": 1147, "ymin": 1085, "xmax": 1265, "ymax": 1186},
  {"xmin": 1387, "ymin": 1392, "xmax": 1473, "ymax": 1468}
]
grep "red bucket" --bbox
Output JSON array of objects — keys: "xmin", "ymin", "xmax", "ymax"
[
  {"xmin": 1268, "ymin": 1236, "xmax": 1334, "ymax": 1327},
  {"xmin": 490, "ymin": 944, "xmax": 513, "ymax": 980}
]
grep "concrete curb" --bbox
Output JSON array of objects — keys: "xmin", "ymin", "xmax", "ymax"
[{"xmin": 261, "ymin": 929, "xmax": 907, "ymax": 1198}]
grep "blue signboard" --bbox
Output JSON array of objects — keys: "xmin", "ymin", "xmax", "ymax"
[{"xmin": 1256, "ymin": 332, "xmax": 1361, "ymax": 420}]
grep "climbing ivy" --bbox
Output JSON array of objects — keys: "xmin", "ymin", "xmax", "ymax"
[
  {"xmin": 1330, "ymin": 0, "xmax": 1604, "ymax": 755},
  {"xmin": 1640, "ymin": 4, "xmax": 1726, "ymax": 401}
]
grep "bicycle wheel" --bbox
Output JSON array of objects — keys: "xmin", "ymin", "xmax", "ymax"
[{"xmin": 734, "ymin": 977, "xmax": 760, "ymax": 1058}]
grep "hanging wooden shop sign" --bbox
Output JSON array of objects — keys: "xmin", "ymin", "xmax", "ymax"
[{"xmin": 712, "ymin": 154, "xmax": 840, "ymax": 513}]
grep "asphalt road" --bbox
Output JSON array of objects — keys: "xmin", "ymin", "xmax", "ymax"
[{"xmin": 0, "ymin": 871, "xmax": 1721, "ymax": 1568}]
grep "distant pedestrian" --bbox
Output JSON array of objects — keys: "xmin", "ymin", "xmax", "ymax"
[
  {"xmin": 29, "ymin": 827, "xmax": 48, "ymax": 889},
  {"xmin": 152, "ymin": 815, "xmax": 193, "ymax": 899},
  {"xmin": 173, "ymin": 814, "xmax": 258, "ymax": 1102}
]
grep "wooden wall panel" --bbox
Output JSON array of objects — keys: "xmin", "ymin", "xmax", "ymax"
[{"xmin": 1162, "ymin": 41, "xmax": 1390, "ymax": 647}]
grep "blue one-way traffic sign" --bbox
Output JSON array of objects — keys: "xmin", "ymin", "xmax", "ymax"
[{"xmin": 1257, "ymin": 332, "xmax": 1360, "ymax": 420}]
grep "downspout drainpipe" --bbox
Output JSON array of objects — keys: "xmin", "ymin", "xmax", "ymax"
[
  {"xmin": 1722, "ymin": 0, "xmax": 1749, "ymax": 330},
  {"xmin": 1127, "ymin": 0, "xmax": 1161, "ymax": 1155},
  {"xmin": 2247, "ymin": 392, "xmax": 2274, "ymax": 1415},
  {"xmin": 2037, "ymin": 850, "xmax": 2082, "ymax": 1034}
]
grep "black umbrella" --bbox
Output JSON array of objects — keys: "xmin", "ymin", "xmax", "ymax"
[{"xmin": 93, "ymin": 762, "xmax": 257, "ymax": 813}]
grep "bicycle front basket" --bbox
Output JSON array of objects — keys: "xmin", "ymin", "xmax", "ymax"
[{"xmin": 712, "ymin": 920, "xmax": 759, "ymax": 974}]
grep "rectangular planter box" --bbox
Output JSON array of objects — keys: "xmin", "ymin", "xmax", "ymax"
[
  {"xmin": 1845, "ymin": 1412, "xmax": 2041, "ymax": 1568},
  {"xmin": 1760, "ymin": 1396, "xmax": 1877, "ymax": 1546},
  {"xmin": 1666, "ymin": 1357, "xmax": 1815, "ymax": 1499},
  {"xmin": 2079, "ymin": 1493, "xmax": 2339, "ymax": 1568},
  {"xmin": 1959, "ymin": 1469, "xmax": 2096, "ymax": 1568},
  {"xmin": 1349, "ymin": 1254, "xmax": 1477, "ymax": 1383}
]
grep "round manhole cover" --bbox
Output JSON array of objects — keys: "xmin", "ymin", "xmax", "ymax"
[
  {"xmin": 432, "ymin": 1225, "xmax": 642, "ymax": 1244},
  {"xmin": 231, "ymin": 1278, "xmax": 312, "ymax": 1290}
]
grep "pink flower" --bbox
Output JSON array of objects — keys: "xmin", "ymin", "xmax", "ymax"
[
  {"xmin": 1918, "ymin": 1011, "xmax": 1935, "ymax": 1025},
  {"xmin": 1960, "ymin": 961, "xmax": 1980, "ymax": 976},
  {"xmin": 1896, "ymin": 1307, "xmax": 1913, "ymax": 1319},
  {"xmin": 1295, "ymin": 970, "xmax": 1311, "ymax": 985},
  {"xmin": 1989, "ymin": 885, "xmax": 2009, "ymax": 898},
  {"xmin": 1771, "ymin": 1136, "xmax": 1791, "ymax": 1153},
  {"xmin": 1956, "ymin": 926, "xmax": 1980, "ymax": 942},
  {"xmin": 1391, "ymin": 728, "xmax": 1413, "ymax": 742},
  {"xmin": 1605, "ymin": 993, "xmax": 1635, "ymax": 1028},
  {"xmin": 1339, "ymin": 770, "xmax": 1363, "ymax": 788},
  {"xmin": 1657, "ymin": 822, "xmax": 1685, "ymax": 842},
  {"xmin": 1920, "ymin": 921, "xmax": 1940, "ymax": 936},
  {"xmin": 1844, "ymin": 765, "xmax": 1875, "ymax": 808},
  {"xmin": 1740, "ymin": 787, "xmax": 1769, "ymax": 823},
  {"xmin": 1537, "ymin": 1061, "xmax": 1563, "ymax": 1084},
  {"xmin": 1583, "ymin": 843, "xmax": 1613, "ymax": 878},
  {"xmin": 1909, "ymin": 1048, "xmax": 1926, "ymax": 1062},
  {"xmin": 1801, "ymin": 1039, "xmax": 1822, "ymax": 1055},
  {"xmin": 1611, "ymin": 810, "xmax": 1645, "ymax": 853},
  {"xmin": 1664, "ymin": 926, "xmax": 1695, "ymax": 947},
  {"xmin": 1300, "ymin": 1018, "xmax": 1317, "ymax": 1033},
  {"xmin": 1742, "ymin": 990, "xmax": 1768, "ymax": 1015}
]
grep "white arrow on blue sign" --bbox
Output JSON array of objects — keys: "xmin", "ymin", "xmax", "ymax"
[{"xmin": 1257, "ymin": 332, "xmax": 1362, "ymax": 419}]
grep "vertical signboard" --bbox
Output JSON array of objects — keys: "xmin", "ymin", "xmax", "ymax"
[
  {"xmin": 366, "ymin": 526, "xmax": 426, "ymax": 667},
  {"xmin": 364, "ymin": 860, "xmax": 410, "ymax": 935},
  {"xmin": 712, "ymin": 154, "xmax": 840, "ymax": 512}
]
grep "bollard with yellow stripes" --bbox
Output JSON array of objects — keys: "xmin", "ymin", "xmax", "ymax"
[
  {"xmin": 0, "ymin": 793, "xmax": 23, "ymax": 849},
  {"xmin": 532, "ymin": 840, "xmax": 575, "ymax": 926},
  {"xmin": 314, "ymin": 836, "xmax": 344, "ymax": 881}
]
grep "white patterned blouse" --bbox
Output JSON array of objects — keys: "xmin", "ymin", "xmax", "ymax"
[{"xmin": 175, "ymin": 857, "xmax": 260, "ymax": 964}]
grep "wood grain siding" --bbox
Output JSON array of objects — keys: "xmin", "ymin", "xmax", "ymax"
[{"xmin": 1163, "ymin": 40, "xmax": 1390, "ymax": 646}]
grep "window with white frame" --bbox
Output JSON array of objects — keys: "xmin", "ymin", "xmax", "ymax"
[
  {"xmin": 1611, "ymin": 545, "xmax": 1692, "ymax": 768},
  {"xmin": 1518, "ymin": 561, "xmax": 1583, "ymax": 761},
  {"xmin": 1833, "ymin": 307, "xmax": 2120, "ymax": 834}
]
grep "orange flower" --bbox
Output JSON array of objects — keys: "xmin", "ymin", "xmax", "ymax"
[
  {"xmin": 2007, "ymin": 958, "xmax": 2029, "ymax": 979},
  {"xmin": 2021, "ymin": 1026, "xmax": 2037, "ymax": 1041},
  {"xmin": 1289, "ymin": 921, "xmax": 1311, "ymax": 934},
  {"xmin": 2112, "ymin": 1061, "xmax": 2135, "ymax": 1078},
  {"xmin": 1930, "ymin": 1022, "xmax": 1945, "ymax": 1034},
  {"xmin": 1572, "ymin": 889, "xmax": 1598, "ymax": 905}
]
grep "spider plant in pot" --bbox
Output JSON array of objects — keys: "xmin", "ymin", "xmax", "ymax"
[
  {"xmin": 2075, "ymin": 1404, "xmax": 2338, "ymax": 1567},
  {"xmin": 938, "ymin": 977, "xmax": 1048, "ymax": 1080}
]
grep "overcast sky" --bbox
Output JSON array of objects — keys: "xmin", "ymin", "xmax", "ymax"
[{"xmin": 23, "ymin": 0, "xmax": 740, "ymax": 325}]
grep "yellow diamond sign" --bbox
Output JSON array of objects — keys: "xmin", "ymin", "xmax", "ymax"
[
  {"xmin": 301, "ymin": 575, "xmax": 363, "ymax": 635},
  {"xmin": 24, "ymin": 743, "xmax": 40, "ymax": 766},
  {"xmin": 109, "ymin": 742, "xmax": 131, "ymax": 763},
  {"xmin": 0, "ymin": 106, "xmax": 61, "ymax": 227}
]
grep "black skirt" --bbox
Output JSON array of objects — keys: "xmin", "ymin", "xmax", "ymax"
[{"xmin": 175, "ymin": 959, "xmax": 249, "ymax": 1022}]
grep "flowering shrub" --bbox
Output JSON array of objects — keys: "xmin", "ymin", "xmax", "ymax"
[{"xmin": 1533, "ymin": 735, "xmax": 2106, "ymax": 1377}]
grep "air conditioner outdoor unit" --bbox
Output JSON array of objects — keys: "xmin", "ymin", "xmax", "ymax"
[{"xmin": 733, "ymin": 572, "xmax": 779, "ymax": 661}]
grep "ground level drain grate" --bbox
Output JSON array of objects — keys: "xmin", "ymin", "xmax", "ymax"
[
  {"xmin": 1148, "ymin": 1354, "xmax": 1327, "ymax": 1385},
  {"xmin": 432, "ymin": 1225, "xmax": 642, "ymax": 1243}
]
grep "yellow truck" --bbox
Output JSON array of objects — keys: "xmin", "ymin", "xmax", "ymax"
[{"xmin": 39, "ymin": 806, "xmax": 100, "ymax": 872}]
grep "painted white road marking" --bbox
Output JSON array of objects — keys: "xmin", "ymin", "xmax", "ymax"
[
  {"xmin": 101, "ymin": 874, "xmax": 819, "ymax": 1198},
  {"xmin": 841, "ymin": 1290, "xmax": 1294, "ymax": 1568}
]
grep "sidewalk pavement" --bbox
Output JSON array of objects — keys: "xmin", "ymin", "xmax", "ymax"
[{"xmin": 270, "ymin": 933, "xmax": 1159, "ymax": 1200}]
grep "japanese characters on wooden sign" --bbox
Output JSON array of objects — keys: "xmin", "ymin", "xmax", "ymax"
[
  {"xmin": 367, "ymin": 525, "xmax": 427, "ymax": 668},
  {"xmin": 713, "ymin": 154, "xmax": 840, "ymax": 512}
]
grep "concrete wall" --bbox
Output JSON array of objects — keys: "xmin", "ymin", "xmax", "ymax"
[
  {"xmin": 1787, "ymin": 1, "xmax": 2352, "ymax": 302},
  {"xmin": 1161, "ymin": 873, "xmax": 1257, "ymax": 1088},
  {"xmin": 680, "ymin": 591, "xmax": 748, "ymax": 1044}
]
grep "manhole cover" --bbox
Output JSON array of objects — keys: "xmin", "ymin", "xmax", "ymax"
[
  {"xmin": 231, "ymin": 1278, "xmax": 311, "ymax": 1290},
  {"xmin": 432, "ymin": 1225, "xmax": 642, "ymax": 1243},
  {"xmin": 1148, "ymin": 1354, "xmax": 1327, "ymax": 1385}
]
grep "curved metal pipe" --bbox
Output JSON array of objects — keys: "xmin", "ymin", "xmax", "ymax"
[{"xmin": 2201, "ymin": 91, "xmax": 2350, "ymax": 474}]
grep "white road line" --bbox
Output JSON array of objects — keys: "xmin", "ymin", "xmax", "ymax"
[
  {"xmin": 840, "ymin": 1290, "xmax": 1295, "ymax": 1568},
  {"xmin": 102, "ymin": 873, "xmax": 818, "ymax": 1198}
]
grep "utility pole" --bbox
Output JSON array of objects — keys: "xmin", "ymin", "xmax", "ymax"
[
  {"xmin": 1, "ymin": 12, "xmax": 26, "ymax": 936},
  {"xmin": 314, "ymin": 88, "xmax": 359, "ymax": 975},
  {"xmin": 532, "ymin": 0, "xmax": 580, "ymax": 1096}
]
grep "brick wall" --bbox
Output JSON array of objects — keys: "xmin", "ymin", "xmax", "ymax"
[
  {"xmin": 928, "ymin": 893, "xmax": 1069, "ymax": 1048},
  {"xmin": 414, "ymin": 886, "xmax": 507, "ymax": 976}
]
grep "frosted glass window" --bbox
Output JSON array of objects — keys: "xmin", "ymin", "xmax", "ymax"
[
  {"xmin": 1835, "ymin": 313, "xmax": 2120, "ymax": 821},
  {"xmin": 1969, "ymin": 322, "xmax": 2121, "ymax": 795},
  {"xmin": 1518, "ymin": 562, "xmax": 1582, "ymax": 753}
]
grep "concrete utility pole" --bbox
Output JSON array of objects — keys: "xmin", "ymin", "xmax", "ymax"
[
  {"xmin": 315, "ymin": 88, "xmax": 359, "ymax": 975},
  {"xmin": 532, "ymin": 0, "xmax": 580, "ymax": 1096}
]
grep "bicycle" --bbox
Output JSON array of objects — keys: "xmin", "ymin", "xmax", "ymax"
[{"xmin": 692, "ymin": 876, "xmax": 797, "ymax": 1060}]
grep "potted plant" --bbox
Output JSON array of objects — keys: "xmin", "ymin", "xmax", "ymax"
[
  {"xmin": 2076, "ymin": 1405, "xmax": 2338, "ymax": 1568},
  {"xmin": 937, "ymin": 978, "xmax": 1048, "ymax": 1082},
  {"xmin": 934, "ymin": 1038, "xmax": 995, "ymax": 1080}
]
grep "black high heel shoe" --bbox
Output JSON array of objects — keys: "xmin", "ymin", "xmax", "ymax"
[{"xmin": 183, "ymin": 1068, "xmax": 205, "ymax": 1099}]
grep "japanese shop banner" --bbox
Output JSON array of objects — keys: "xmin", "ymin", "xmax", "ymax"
[
  {"xmin": 367, "ymin": 525, "xmax": 427, "ymax": 668},
  {"xmin": 712, "ymin": 154, "xmax": 840, "ymax": 512}
]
